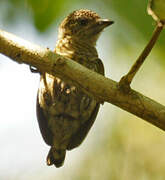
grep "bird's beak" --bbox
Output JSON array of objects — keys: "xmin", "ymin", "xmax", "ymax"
[
  {"xmin": 98, "ymin": 19, "xmax": 114, "ymax": 28},
  {"xmin": 88, "ymin": 18, "xmax": 114, "ymax": 37}
]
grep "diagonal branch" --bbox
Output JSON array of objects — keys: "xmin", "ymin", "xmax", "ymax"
[
  {"xmin": 0, "ymin": 29, "xmax": 165, "ymax": 131},
  {"xmin": 119, "ymin": 22, "xmax": 164, "ymax": 90}
]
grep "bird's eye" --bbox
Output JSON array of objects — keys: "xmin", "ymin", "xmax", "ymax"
[{"xmin": 79, "ymin": 19, "xmax": 88, "ymax": 26}]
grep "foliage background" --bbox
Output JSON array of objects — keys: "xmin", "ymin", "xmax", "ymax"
[{"xmin": 0, "ymin": 0, "xmax": 165, "ymax": 179}]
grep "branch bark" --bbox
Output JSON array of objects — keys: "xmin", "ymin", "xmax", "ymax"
[{"xmin": 0, "ymin": 29, "xmax": 165, "ymax": 130}]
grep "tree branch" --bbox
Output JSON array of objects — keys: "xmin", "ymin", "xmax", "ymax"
[
  {"xmin": 119, "ymin": 22, "xmax": 164, "ymax": 90},
  {"xmin": 0, "ymin": 29, "xmax": 165, "ymax": 131}
]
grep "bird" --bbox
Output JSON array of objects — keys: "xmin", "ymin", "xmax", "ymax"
[{"xmin": 36, "ymin": 9, "xmax": 114, "ymax": 168}]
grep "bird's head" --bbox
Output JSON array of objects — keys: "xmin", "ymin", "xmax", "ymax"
[{"xmin": 58, "ymin": 9, "xmax": 114, "ymax": 45}]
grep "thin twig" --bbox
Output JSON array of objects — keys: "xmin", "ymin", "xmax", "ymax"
[{"xmin": 119, "ymin": 21, "xmax": 164, "ymax": 90}]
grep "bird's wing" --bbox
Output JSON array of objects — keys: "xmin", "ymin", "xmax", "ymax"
[
  {"xmin": 94, "ymin": 58, "xmax": 105, "ymax": 76},
  {"xmin": 67, "ymin": 103, "xmax": 100, "ymax": 150},
  {"xmin": 36, "ymin": 95, "xmax": 53, "ymax": 146},
  {"xmin": 67, "ymin": 58, "xmax": 104, "ymax": 150}
]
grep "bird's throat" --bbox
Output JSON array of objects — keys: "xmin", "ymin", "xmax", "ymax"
[{"xmin": 55, "ymin": 36, "xmax": 98, "ymax": 62}]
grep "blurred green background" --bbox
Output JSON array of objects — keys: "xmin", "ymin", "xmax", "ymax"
[{"xmin": 0, "ymin": 0, "xmax": 165, "ymax": 179}]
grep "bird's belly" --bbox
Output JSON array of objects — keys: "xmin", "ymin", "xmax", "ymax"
[
  {"xmin": 39, "ymin": 74, "xmax": 97, "ymax": 119},
  {"xmin": 38, "ymin": 73, "xmax": 97, "ymax": 148}
]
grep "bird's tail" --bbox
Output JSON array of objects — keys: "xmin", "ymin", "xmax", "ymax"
[{"xmin": 46, "ymin": 147, "xmax": 66, "ymax": 168}]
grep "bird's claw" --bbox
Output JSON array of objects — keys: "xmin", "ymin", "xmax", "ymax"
[{"xmin": 29, "ymin": 66, "xmax": 40, "ymax": 73}]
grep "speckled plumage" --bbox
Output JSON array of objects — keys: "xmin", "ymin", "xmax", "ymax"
[{"xmin": 37, "ymin": 9, "xmax": 113, "ymax": 167}]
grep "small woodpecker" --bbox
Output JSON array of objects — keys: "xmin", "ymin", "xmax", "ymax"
[{"xmin": 37, "ymin": 9, "xmax": 114, "ymax": 167}]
